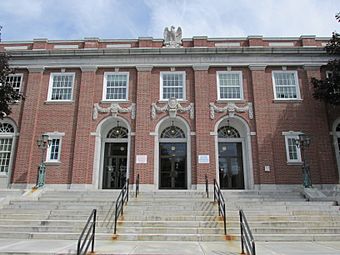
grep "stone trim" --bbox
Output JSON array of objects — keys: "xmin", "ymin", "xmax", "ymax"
[
  {"xmin": 93, "ymin": 103, "xmax": 136, "ymax": 120},
  {"xmin": 151, "ymin": 98, "xmax": 194, "ymax": 119},
  {"xmin": 209, "ymin": 102, "xmax": 253, "ymax": 119}
]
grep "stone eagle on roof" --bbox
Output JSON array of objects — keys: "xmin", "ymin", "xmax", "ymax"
[{"xmin": 163, "ymin": 26, "xmax": 182, "ymax": 48}]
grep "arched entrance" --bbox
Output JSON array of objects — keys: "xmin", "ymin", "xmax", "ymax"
[
  {"xmin": 93, "ymin": 117, "xmax": 131, "ymax": 189},
  {"xmin": 333, "ymin": 118, "xmax": 340, "ymax": 182},
  {"xmin": 0, "ymin": 119, "xmax": 18, "ymax": 188},
  {"xmin": 154, "ymin": 117, "xmax": 191, "ymax": 190},
  {"xmin": 214, "ymin": 116, "xmax": 253, "ymax": 189}
]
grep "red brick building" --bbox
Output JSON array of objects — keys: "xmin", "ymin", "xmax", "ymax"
[{"xmin": 0, "ymin": 34, "xmax": 339, "ymax": 190}]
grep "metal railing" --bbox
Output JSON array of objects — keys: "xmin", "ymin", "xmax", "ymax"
[
  {"xmin": 77, "ymin": 209, "xmax": 97, "ymax": 255},
  {"xmin": 239, "ymin": 210, "xmax": 256, "ymax": 255},
  {"xmin": 135, "ymin": 174, "xmax": 140, "ymax": 198},
  {"xmin": 205, "ymin": 174, "xmax": 209, "ymax": 198},
  {"xmin": 213, "ymin": 179, "xmax": 226, "ymax": 235},
  {"xmin": 113, "ymin": 178, "xmax": 129, "ymax": 234}
]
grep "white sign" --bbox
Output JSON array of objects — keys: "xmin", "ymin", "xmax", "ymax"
[
  {"xmin": 198, "ymin": 155, "xmax": 210, "ymax": 164},
  {"xmin": 136, "ymin": 155, "xmax": 147, "ymax": 164}
]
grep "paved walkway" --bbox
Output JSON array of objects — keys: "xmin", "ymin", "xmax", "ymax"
[{"xmin": 1, "ymin": 239, "xmax": 340, "ymax": 255}]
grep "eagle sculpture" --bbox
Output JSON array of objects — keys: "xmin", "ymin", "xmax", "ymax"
[{"xmin": 163, "ymin": 26, "xmax": 182, "ymax": 47}]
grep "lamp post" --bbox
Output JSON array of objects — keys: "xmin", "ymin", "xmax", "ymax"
[
  {"xmin": 36, "ymin": 134, "xmax": 51, "ymax": 188},
  {"xmin": 295, "ymin": 133, "xmax": 312, "ymax": 188}
]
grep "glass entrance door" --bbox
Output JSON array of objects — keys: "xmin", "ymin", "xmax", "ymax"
[
  {"xmin": 103, "ymin": 143, "xmax": 127, "ymax": 189},
  {"xmin": 159, "ymin": 143, "xmax": 186, "ymax": 189},
  {"xmin": 218, "ymin": 142, "xmax": 244, "ymax": 189}
]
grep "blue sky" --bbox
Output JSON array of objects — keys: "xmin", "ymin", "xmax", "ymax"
[{"xmin": 0, "ymin": 0, "xmax": 339, "ymax": 41}]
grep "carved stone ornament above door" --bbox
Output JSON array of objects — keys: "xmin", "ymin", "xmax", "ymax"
[
  {"xmin": 151, "ymin": 98, "xmax": 194, "ymax": 119},
  {"xmin": 209, "ymin": 102, "xmax": 253, "ymax": 119},
  {"xmin": 93, "ymin": 103, "xmax": 136, "ymax": 120}
]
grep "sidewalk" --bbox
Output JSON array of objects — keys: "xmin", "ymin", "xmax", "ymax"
[{"xmin": 1, "ymin": 239, "xmax": 340, "ymax": 255}]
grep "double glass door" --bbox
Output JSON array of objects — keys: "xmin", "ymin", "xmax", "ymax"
[
  {"xmin": 218, "ymin": 142, "xmax": 244, "ymax": 189},
  {"xmin": 103, "ymin": 143, "xmax": 127, "ymax": 189},
  {"xmin": 159, "ymin": 143, "xmax": 186, "ymax": 189}
]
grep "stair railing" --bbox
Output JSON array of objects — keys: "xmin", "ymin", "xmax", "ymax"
[
  {"xmin": 113, "ymin": 178, "xmax": 129, "ymax": 234},
  {"xmin": 213, "ymin": 179, "xmax": 226, "ymax": 235},
  {"xmin": 135, "ymin": 174, "xmax": 140, "ymax": 198},
  {"xmin": 239, "ymin": 209, "xmax": 256, "ymax": 255},
  {"xmin": 77, "ymin": 209, "xmax": 97, "ymax": 255},
  {"xmin": 205, "ymin": 174, "xmax": 209, "ymax": 198}
]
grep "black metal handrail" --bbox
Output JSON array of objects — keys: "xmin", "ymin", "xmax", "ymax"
[
  {"xmin": 239, "ymin": 210, "xmax": 256, "ymax": 255},
  {"xmin": 205, "ymin": 174, "xmax": 209, "ymax": 198},
  {"xmin": 135, "ymin": 174, "xmax": 140, "ymax": 198},
  {"xmin": 77, "ymin": 209, "xmax": 97, "ymax": 255},
  {"xmin": 113, "ymin": 178, "xmax": 129, "ymax": 234},
  {"xmin": 213, "ymin": 179, "xmax": 226, "ymax": 235}
]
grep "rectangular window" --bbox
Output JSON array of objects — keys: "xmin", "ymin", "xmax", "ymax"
[
  {"xmin": 103, "ymin": 72, "xmax": 129, "ymax": 101},
  {"xmin": 217, "ymin": 71, "xmax": 243, "ymax": 100},
  {"xmin": 284, "ymin": 134, "xmax": 302, "ymax": 163},
  {"xmin": 160, "ymin": 72, "xmax": 185, "ymax": 100},
  {"xmin": 272, "ymin": 71, "xmax": 300, "ymax": 100},
  {"xmin": 0, "ymin": 138, "xmax": 12, "ymax": 173},
  {"xmin": 45, "ymin": 132, "xmax": 64, "ymax": 163},
  {"xmin": 48, "ymin": 73, "xmax": 75, "ymax": 101},
  {"xmin": 6, "ymin": 74, "xmax": 23, "ymax": 93}
]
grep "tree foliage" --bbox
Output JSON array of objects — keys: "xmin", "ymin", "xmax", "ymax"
[
  {"xmin": 311, "ymin": 13, "xmax": 340, "ymax": 105},
  {"xmin": 0, "ymin": 52, "xmax": 23, "ymax": 118}
]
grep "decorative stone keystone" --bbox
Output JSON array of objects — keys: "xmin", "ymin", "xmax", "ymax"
[
  {"xmin": 151, "ymin": 98, "xmax": 194, "ymax": 119},
  {"xmin": 209, "ymin": 102, "xmax": 253, "ymax": 119},
  {"xmin": 93, "ymin": 103, "xmax": 136, "ymax": 120}
]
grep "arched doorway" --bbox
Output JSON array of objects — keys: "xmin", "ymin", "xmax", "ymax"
[
  {"xmin": 93, "ymin": 117, "xmax": 131, "ymax": 189},
  {"xmin": 215, "ymin": 116, "xmax": 253, "ymax": 189},
  {"xmin": 154, "ymin": 117, "xmax": 191, "ymax": 190},
  {"xmin": 333, "ymin": 119, "xmax": 340, "ymax": 182},
  {"xmin": 0, "ymin": 119, "xmax": 17, "ymax": 188}
]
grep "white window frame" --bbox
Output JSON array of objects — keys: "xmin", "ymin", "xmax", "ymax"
[
  {"xmin": 283, "ymin": 131, "xmax": 302, "ymax": 163},
  {"xmin": 45, "ymin": 132, "xmax": 64, "ymax": 163},
  {"xmin": 6, "ymin": 73, "xmax": 23, "ymax": 93},
  {"xmin": 102, "ymin": 72, "xmax": 129, "ymax": 101},
  {"xmin": 160, "ymin": 71, "xmax": 186, "ymax": 101},
  {"xmin": 272, "ymin": 71, "xmax": 301, "ymax": 100},
  {"xmin": 47, "ymin": 73, "xmax": 75, "ymax": 102},
  {"xmin": 217, "ymin": 71, "xmax": 244, "ymax": 100}
]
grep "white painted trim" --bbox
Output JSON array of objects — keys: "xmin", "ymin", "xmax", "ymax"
[
  {"xmin": 45, "ymin": 132, "xmax": 65, "ymax": 163},
  {"xmin": 215, "ymin": 42, "xmax": 240, "ymax": 47},
  {"xmin": 153, "ymin": 116, "xmax": 191, "ymax": 190},
  {"xmin": 106, "ymin": 44, "xmax": 132, "ymax": 48},
  {"xmin": 160, "ymin": 71, "xmax": 186, "ymax": 101},
  {"xmin": 283, "ymin": 132, "xmax": 302, "ymax": 163},
  {"xmin": 47, "ymin": 72, "xmax": 75, "ymax": 102},
  {"xmin": 272, "ymin": 70, "xmax": 301, "ymax": 100},
  {"xmin": 4, "ymin": 46, "xmax": 28, "ymax": 50},
  {"xmin": 6, "ymin": 73, "xmax": 24, "ymax": 93},
  {"xmin": 102, "ymin": 72, "xmax": 129, "ymax": 101},
  {"xmin": 332, "ymin": 118, "xmax": 340, "ymax": 184},
  {"xmin": 214, "ymin": 116, "xmax": 254, "ymax": 189},
  {"xmin": 53, "ymin": 45, "xmax": 79, "ymax": 49},
  {"xmin": 269, "ymin": 42, "xmax": 294, "ymax": 47},
  {"xmin": 216, "ymin": 71, "xmax": 244, "ymax": 100},
  {"xmin": 93, "ymin": 116, "xmax": 131, "ymax": 189}
]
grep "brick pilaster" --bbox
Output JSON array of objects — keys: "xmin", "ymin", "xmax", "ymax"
[
  {"xmin": 13, "ymin": 67, "xmax": 44, "ymax": 185},
  {"xmin": 71, "ymin": 66, "xmax": 97, "ymax": 185},
  {"xmin": 134, "ymin": 65, "xmax": 154, "ymax": 184},
  {"xmin": 193, "ymin": 65, "xmax": 214, "ymax": 184}
]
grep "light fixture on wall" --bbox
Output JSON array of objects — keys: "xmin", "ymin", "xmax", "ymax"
[
  {"xmin": 226, "ymin": 119, "xmax": 232, "ymax": 136},
  {"xmin": 115, "ymin": 121, "xmax": 121, "ymax": 136},
  {"xmin": 170, "ymin": 120, "xmax": 176, "ymax": 135}
]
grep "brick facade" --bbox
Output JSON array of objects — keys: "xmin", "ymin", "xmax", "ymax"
[{"xmin": 0, "ymin": 35, "xmax": 339, "ymax": 190}]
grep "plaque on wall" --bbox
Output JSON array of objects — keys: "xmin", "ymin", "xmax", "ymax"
[
  {"xmin": 198, "ymin": 155, "xmax": 210, "ymax": 164},
  {"xmin": 136, "ymin": 155, "xmax": 147, "ymax": 164}
]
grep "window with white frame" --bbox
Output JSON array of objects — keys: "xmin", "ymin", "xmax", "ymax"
[
  {"xmin": 284, "ymin": 133, "xmax": 302, "ymax": 163},
  {"xmin": 6, "ymin": 74, "xmax": 23, "ymax": 93},
  {"xmin": 272, "ymin": 71, "xmax": 300, "ymax": 100},
  {"xmin": 160, "ymin": 72, "xmax": 185, "ymax": 100},
  {"xmin": 0, "ymin": 122, "xmax": 15, "ymax": 174},
  {"xmin": 48, "ymin": 73, "xmax": 74, "ymax": 101},
  {"xmin": 103, "ymin": 72, "xmax": 129, "ymax": 101},
  {"xmin": 45, "ymin": 133, "xmax": 64, "ymax": 162},
  {"xmin": 217, "ymin": 71, "xmax": 243, "ymax": 100}
]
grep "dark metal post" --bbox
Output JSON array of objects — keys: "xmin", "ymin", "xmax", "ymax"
[
  {"xmin": 223, "ymin": 203, "xmax": 226, "ymax": 235},
  {"xmin": 121, "ymin": 188, "xmax": 124, "ymax": 216},
  {"xmin": 126, "ymin": 178, "xmax": 129, "ymax": 203},
  {"xmin": 205, "ymin": 175, "xmax": 209, "ymax": 198},
  {"xmin": 252, "ymin": 240, "xmax": 256, "ymax": 255},
  {"xmin": 213, "ymin": 179, "xmax": 216, "ymax": 202},
  {"xmin": 91, "ymin": 209, "xmax": 96, "ymax": 253},
  {"xmin": 240, "ymin": 210, "xmax": 244, "ymax": 254},
  {"xmin": 114, "ymin": 202, "xmax": 118, "ymax": 234}
]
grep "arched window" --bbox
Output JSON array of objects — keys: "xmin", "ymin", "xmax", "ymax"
[
  {"xmin": 161, "ymin": 126, "xmax": 185, "ymax": 139},
  {"xmin": 218, "ymin": 126, "xmax": 240, "ymax": 138},
  {"xmin": 107, "ymin": 126, "xmax": 128, "ymax": 139},
  {"xmin": 0, "ymin": 122, "xmax": 15, "ymax": 174}
]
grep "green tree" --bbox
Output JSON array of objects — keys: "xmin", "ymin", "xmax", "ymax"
[
  {"xmin": 0, "ymin": 27, "xmax": 23, "ymax": 118},
  {"xmin": 311, "ymin": 13, "xmax": 340, "ymax": 105}
]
